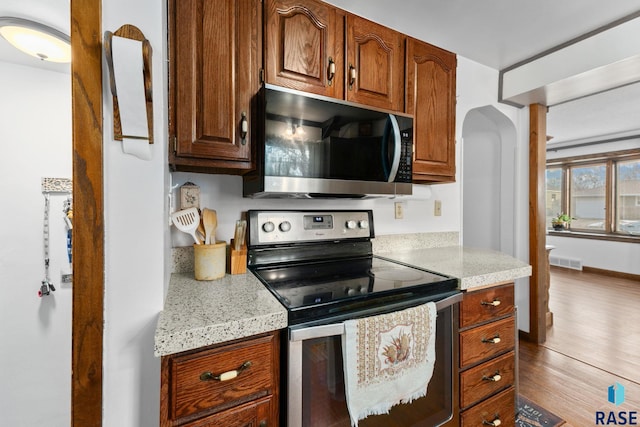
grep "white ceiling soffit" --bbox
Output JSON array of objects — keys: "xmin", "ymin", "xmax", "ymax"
[
  {"xmin": 546, "ymin": 81, "xmax": 640, "ymax": 145},
  {"xmin": 500, "ymin": 12, "xmax": 640, "ymax": 107}
]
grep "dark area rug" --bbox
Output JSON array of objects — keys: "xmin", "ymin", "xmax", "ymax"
[{"xmin": 517, "ymin": 395, "xmax": 566, "ymax": 427}]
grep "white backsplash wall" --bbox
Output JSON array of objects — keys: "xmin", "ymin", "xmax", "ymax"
[
  {"xmin": 170, "ymin": 173, "xmax": 461, "ymax": 248},
  {"xmin": 0, "ymin": 62, "xmax": 72, "ymax": 427}
]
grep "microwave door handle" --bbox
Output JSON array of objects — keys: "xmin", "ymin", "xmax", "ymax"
[{"xmin": 387, "ymin": 114, "xmax": 401, "ymax": 182}]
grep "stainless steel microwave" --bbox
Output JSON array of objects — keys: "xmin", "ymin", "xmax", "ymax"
[{"xmin": 243, "ymin": 84, "xmax": 413, "ymax": 198}]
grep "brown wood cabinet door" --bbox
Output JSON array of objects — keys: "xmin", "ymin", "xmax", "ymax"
[
  {"xmin": 169, "ymin": 0, "xmax": 260, "ymax": 172},
  {"xmin": 406, "ymin": 38, "xmax": 457, "ymax": 183},
  {"xmin": 345, "ymin": 14, "xmax": 405, "ymax": 112},
  {"xmin": 264, "ymin": 0, "xmax": 344, "ymax": 98}
]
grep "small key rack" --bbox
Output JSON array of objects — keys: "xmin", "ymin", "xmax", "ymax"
[{"xmin": 40, "ymin": 178, "xmax": 72, "ymax": 297}]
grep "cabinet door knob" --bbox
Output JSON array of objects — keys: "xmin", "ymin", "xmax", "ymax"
[
  {"xmin": 481, "ymin": 299, "xmax": 501, "ymax": 307},
  {"xmin": 482, "ymin": 335, "xmax": 501, "ymax": 344},
  {"xmin": 259, "ymin": 421, "xmax": 267, "ymax": 427},
  {"xmin": 482, "ymin": 372, "xmax": 502, "ymax": 382},
  {"xmin": 348, "ymin": 64, "xmax": 357, "ymax": 90},
  {"xmin": 483, "ymin": 417, "xmax": 501, "ymax": 426},
  {"xmin": 240, "ymin": 112, "xmax": 248, "ymax": 144},
  {"xmin": 327, "ymin": 57, "xmax": 335, "ymax": 86},
  {"xmin": 200, "ymin": 361, "xmax": 252, "ymax": 382}
]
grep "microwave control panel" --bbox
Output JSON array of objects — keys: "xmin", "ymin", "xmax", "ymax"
[{"xmin": 396, "ymin": 128, "xmax": 413, "ymax": 183}]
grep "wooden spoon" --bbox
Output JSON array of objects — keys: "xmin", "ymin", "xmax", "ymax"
[{"xmin": 202, "ymin": 208, "xmax": 217, "ymax": 245}]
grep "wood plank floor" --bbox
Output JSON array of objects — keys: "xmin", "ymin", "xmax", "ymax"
[{"xmin": 519, "ymin": 267, "xmax": 640, "ymax": 426}]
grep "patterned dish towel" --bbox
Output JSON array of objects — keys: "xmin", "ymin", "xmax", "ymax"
[{"xmin": 341, "ymin": 302, "xmax": 437, "ymax": 427}]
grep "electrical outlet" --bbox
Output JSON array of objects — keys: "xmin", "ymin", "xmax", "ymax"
[
  {"xmin": 434, "ymin": 200, "xmax": 442, "ymax": 216},
  {"xmin": 394, "ymin": 202, "xmax": 404, "ymax": 219}
]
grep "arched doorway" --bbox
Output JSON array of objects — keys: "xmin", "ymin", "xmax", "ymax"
[{"xmin": 461, "ymin": 106, "xmax": 517, "ymax": 256}]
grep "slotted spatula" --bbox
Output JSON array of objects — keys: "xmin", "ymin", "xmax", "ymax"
[{"xmin": 171, "ymin": 207, "xmax": 201, "ymax": 244}]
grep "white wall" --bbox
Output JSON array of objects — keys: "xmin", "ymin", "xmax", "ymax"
[
  {"xmin": 547, "ymin": 236, "xmax": 640, "ymax": 275},
  {"xmin": 0, "ymin": 62, "xmax": 72, "ymax": 426},
  {"xmin": 101, "ymin": 0, "xmax": 168, "ymax": 425},
  {"xmin": 457, "ymin": 58, "xmax": 531, "ymax": 331}
]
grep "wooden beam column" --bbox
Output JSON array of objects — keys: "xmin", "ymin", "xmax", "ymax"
[
  {"xmin": 528, "ymin": 103, "xmax": 547, "ymax": 344},
  {"xmin": 71, "ymin": 0, "xmax": 104, "ymax": 425}
]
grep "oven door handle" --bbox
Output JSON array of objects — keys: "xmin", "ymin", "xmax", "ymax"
[
  {"xmin": 289, "ymin": 292, "xmax": 462, "ymax": 342},
  {"xmin": 435, "ymin": 292, "xmax": 463, "ymax": 311},
  {"xmin": 290, "ymin": 322, "xmax": 345, "ymax": 342}
]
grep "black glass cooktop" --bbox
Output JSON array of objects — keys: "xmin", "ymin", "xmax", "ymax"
[{"xmin": 250, "ymin": 256, "xmax": 458, "ymax": 325}]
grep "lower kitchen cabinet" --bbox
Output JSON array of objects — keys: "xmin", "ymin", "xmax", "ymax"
[
  {"xmin": 459, "ymin": 283, "xmax": 516, "ymax": 426},
  {"xmin": 160, "ymin": 332, "xmax": 279, "ymax": 427},
  {"xmin": 460, "ymin": 386, "xmax": 516, "ymax": 427},
  {"xmin": 183, "ymin": 396, "xmax": 273, "ymax": 427}
]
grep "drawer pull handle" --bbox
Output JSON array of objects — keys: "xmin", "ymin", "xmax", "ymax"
[
  {"xmin": 200, "ymin": 361, "xmax": 252, "ymax": 382},
  {"xmin": 482, "ymin": 372, "xmax": 502, "ymax": 382},
  {"xmin": 481, "ymin": 299, "xmax": 501, "ymax": 307},
  {"xmin": 482, "ymin": 335, "xmax": 501, "ymax": 344},
  {"xmin": 483, "ymin": 417, "xmax": 501, "ymax": 426}
]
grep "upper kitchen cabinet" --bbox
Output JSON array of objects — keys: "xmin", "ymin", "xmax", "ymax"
[
  {"xmin": 265, "ymin": 0, "xmax": 405, "ymax": 112},
  {"xmin": 169, "ymin": 0, "xmax": 261, "ymax": 173},
  {"xmin": 264, "ymin": 0, "xmax": 344, "ymax": 98},
  {"xmin": 345, "ymin": 14, "xmax": 405, "ymax": 112},
  {"xmin": 406, "ymin": 38, "xmax": 457, "ymax": 183}
]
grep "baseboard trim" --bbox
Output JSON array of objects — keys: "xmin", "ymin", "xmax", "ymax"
[
  {"xmin": 549, "ymin": 265, "xmax": 640, "ymax": 282},
  {"xmin": 582, "ymin": 266, "xmax": 640, "ymax": 282},
  {"xmin": 518, "ymin": 329, "xmax": 532, "ymax": 342}
]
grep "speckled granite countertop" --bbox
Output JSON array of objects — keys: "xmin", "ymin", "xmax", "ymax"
[
  {"xmin": 375, "ymin": 246, "xmax": 531, "ymax": 290},
  {"xmin": 156, "ymin": 235, "xmax": 531, "ymax": 357},
  {"xmin": 154, "ymin": 272, "xmax": 287, "ymax": 357}
]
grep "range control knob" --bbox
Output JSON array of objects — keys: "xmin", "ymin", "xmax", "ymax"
[
  {"xmin": 262, "ymin": 221, "xmax": 275, "ymax": 233},
  {"xmin": 345, "ymin": 285, "xmax": 363, "ymax": 296},
  {"xmin": 358, "ymin": 220, "xmax": 369, "ymax": 229},
  {"xmin": 279, "ymin": 221, "xmax": 292, "ymax": 232},
  {"xmin": 346, "ymin": 220, "xmax": 357, "ymax": 229}
]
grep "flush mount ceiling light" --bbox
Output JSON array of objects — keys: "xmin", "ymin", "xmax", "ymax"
[{"xmin": 0, "ymin": 17, "xmax": 71, "ymax": 63}]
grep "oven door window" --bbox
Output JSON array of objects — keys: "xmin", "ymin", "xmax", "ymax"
[{"xmin": 292, "ymin": 306, "xmax": 453, "ymax": 427}]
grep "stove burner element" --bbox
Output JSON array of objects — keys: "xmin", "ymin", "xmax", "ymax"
[{"xmin": 247, "ymin": 210, "xmax": 459, "ymax": 326}]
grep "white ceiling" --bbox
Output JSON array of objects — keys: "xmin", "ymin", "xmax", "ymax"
[{"xmin": 2, "ymin": 0, "xmax": 640, "ymax": 145}]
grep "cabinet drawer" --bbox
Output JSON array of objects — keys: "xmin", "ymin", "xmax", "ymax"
[
  {"xmin": 461, "ymin": 386, "xmax": 515, "ymax": 427},
  {"xmin": 460, "ymin": 284, "xmax": 514, "ymax": 329},
  {"xmin": 460, "ymin": 316, "xmax": 515, "ymax": 368},
  {"xmin": 186, "ymin": 396, "xmax": 272, "ymax": 427},
  {"xmin": 460, "ymin": 351, "xmax": 515, "ymax": 409},
  {"xmin": 170, "ymin": 335, "xmax": 276, "ymax": 420}
]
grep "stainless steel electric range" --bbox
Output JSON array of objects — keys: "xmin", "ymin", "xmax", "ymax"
[{"xmin": 247, "ymin": 210, "xmax": 461, "ymax": 427}]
